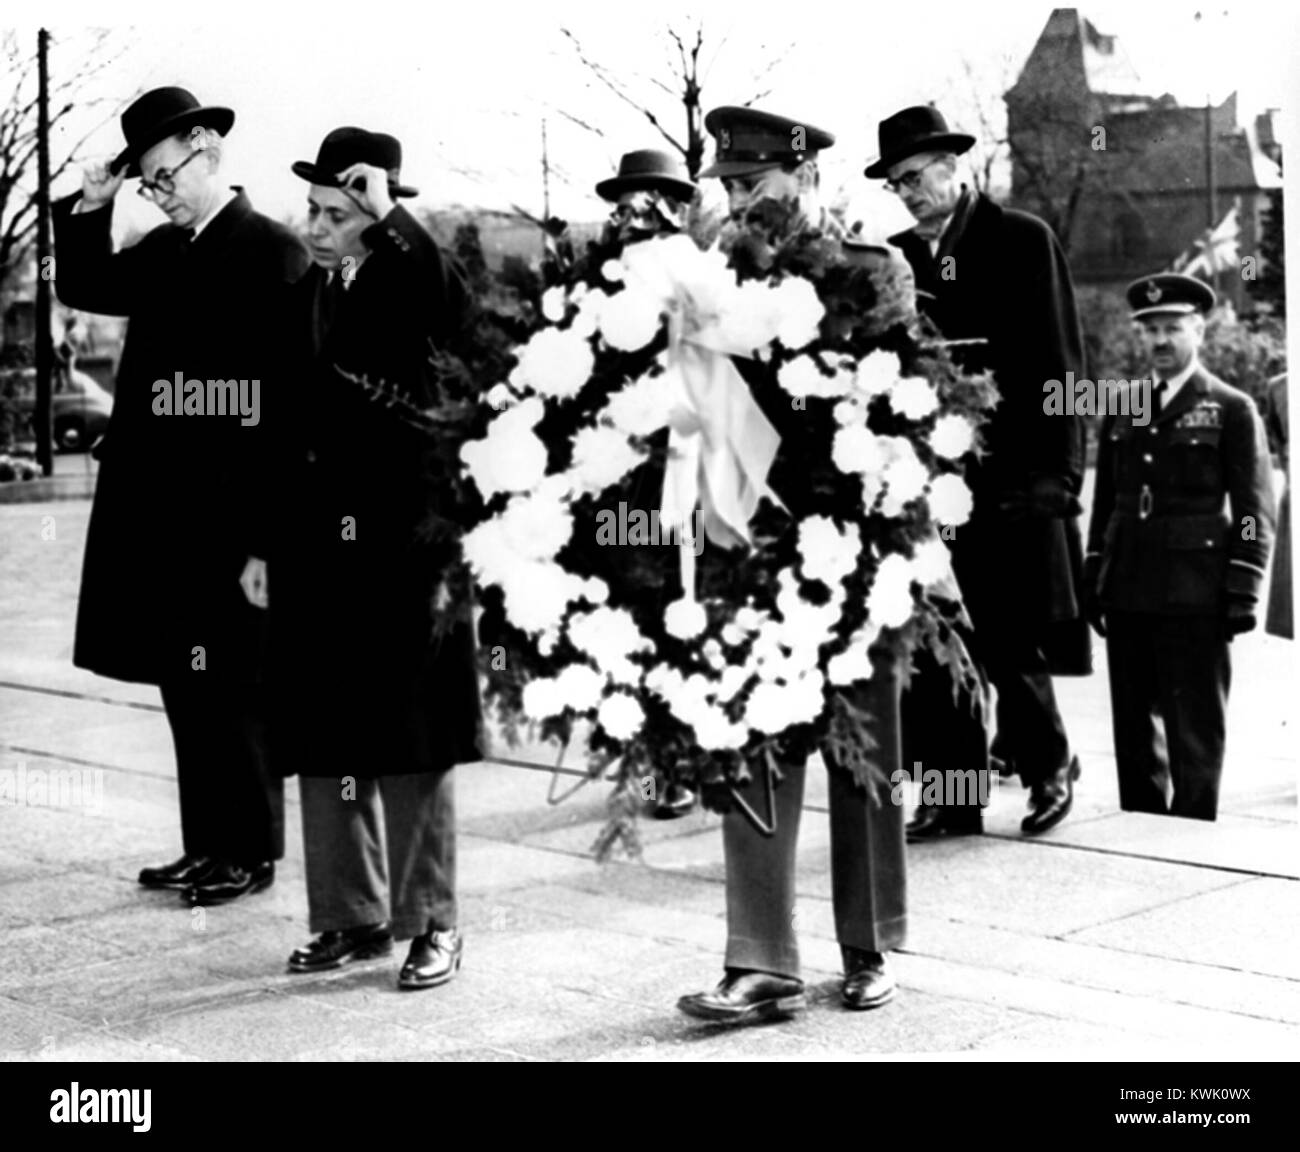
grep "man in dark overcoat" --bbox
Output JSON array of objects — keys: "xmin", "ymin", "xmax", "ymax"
[
  {"xmin": 868, "ymin": 105, "xmax": 1090, "ymax": 837},
  {"xmin": 267, "ymin": 129, "xmax": 482, "ymax": 989},
  {"xmin": 52, "ymin": 87, "xmax": 308, "ymax": 903},
  {"xmin": 676, "ymin": 107, "xmax": 906, "ymax": 1025},
  {"xmin": 1085, "ymin": 274, "xmax": 1274, "ymax": 820}
]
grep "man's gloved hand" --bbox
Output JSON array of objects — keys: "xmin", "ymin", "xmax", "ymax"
[
  {"xmin": 999, "ymin": 474, "xmax": 1084, "ymax": 521},
  {"xmin": 1083, "ymin": 554, "xmax": 1106, "ymax": 638},
  {"xmin": 1226, "ymin": 598, "xmax": 1257, "ymax": 640}
]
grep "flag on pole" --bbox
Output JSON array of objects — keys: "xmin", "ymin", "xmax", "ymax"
[{"xmin": 1170, "ymin": 204, "xmax": 1240, "ymax": 277}]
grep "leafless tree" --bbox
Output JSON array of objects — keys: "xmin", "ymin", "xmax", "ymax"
[{"xmin": 0, "ymin": 28, "xmax": 134, "ymax": 300}]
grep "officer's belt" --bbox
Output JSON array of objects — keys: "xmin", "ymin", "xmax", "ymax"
[{"xmin": 1111, "ymin": 508, "xmax": 1230, "ymax": 540}]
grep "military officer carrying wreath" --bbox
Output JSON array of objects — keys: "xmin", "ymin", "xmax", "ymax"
[
  {"xmin": 1085, "ymin": 273, "xmax": 1274, "ymax": 821},
  {"xmin": 676, "ymin": 106, "xmax": 906, "ymax": 1025}
]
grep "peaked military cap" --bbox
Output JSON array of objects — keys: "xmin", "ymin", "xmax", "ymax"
[
  {"xmin": 1126, "ymin": 273, "xmax": 1217, "ymax": 319},
  {"xmin": 700, "ymin": 106, "xmax": 834, "ymax": 179}
]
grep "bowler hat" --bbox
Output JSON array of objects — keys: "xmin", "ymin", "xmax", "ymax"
[
  {"xmin": 111, "ymin": 86, "xmax": 235, "ymax": 177},
  {"xmin": 596, "ymin": 149, "xmax": 697, "ymax": 203},
  {"xmin": 864, "ymin": 105, "xmax": 974, "ymax": 179},
  {"xmin": 700, "ymin": 106, "xmax": 835, "ymax": 179},
  {"xmin": 292, "ymin": 127, "xmax": 419, "ymax": 198},
  {"xmin": 1126, "ymin": 273, "xmax": 1217, "ymax": 319}
]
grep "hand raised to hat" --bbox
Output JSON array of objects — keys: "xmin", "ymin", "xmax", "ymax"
[
  {"xmin": 335, "ymin": 162, "xmax": 395, "ymax": 222},
  {"xmin": 80, "ymin": 160, "xmax": 126, "ymax": 209}
]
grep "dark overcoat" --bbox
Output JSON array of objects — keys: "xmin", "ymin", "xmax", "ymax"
[
  {"xmin": 263, "ymin": 206, "xmax": 483, "ymax": 779},
  {"xmin": 890, "ymin": 191, "xmax": 1091, "ymax": 673},
  {"xmin": 52, "ymin": 190, "xmax": 309, "ymax": 684}
]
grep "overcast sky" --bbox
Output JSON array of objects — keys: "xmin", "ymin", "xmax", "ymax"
[{"xmin": 8, "ymin": 0, "xmax": 1296, "ymax": 240}]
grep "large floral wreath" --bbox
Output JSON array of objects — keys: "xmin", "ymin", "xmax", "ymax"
[{"xmin": 459, "ymin": 201, "xmax": 998, "ymax": 856}]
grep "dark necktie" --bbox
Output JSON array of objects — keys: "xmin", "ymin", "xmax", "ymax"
[
  {"xmin": 314, "ymin": 272, "xmax": 346, "ymax": 353},
  {"xmin": 1153, "ymin": 379, "xmax": 1168, "ymax": 418}
]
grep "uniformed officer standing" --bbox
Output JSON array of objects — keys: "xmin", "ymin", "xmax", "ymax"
[
  {"xmin": 677, "ymin": 107, "xmax": 906, "ymax": 1024},
  {"xmin": 1085, "ymin": 273, "xmax": 1275, "ymax": 820}
]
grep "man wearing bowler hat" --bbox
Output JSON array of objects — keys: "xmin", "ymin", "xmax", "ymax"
[
  {"xmin": 867, "ymin": 105, "xmax": 1091, "ymax": 839},
  {"xmin": 1085, "ymin": 273, "xmax": 1273, "ymax": 820},
  {"xmin": 52, "ymin": 87, "xmax": 308, "ymax": 905},
  {"xmin": 267, "ymin": 128, "xmax": 481, "ymax": 989},
  {"xmin": 593, "ymin": 149, "xmax": 700, "ymax": 821},
  {"xmin": 676, "ymin": 106, "xmax": 907, "ymax": 1025}
]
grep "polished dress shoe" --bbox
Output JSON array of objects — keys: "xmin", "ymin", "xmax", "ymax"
[
  {"xmin": 677, "ymin": 969, "xmax": 806, "ymax": 1024},
  {"xmin": 288, "ymin": 923, "xmax": 394, "ymax": 973},
  {"xmin": 1021, "ymin": 755, "xmax": 1081, "ymax": 835},
  {"xmin": 398, "ymin": 926, "xmax": 463, "ymax": 990},
  {"xmin": 183, "ymin": 860, "xmax": 274, "ymax": 905},
  {"xmin": 651, "ymin": 782, "xmax": 698, "ymax": 820},
  {"xmin": 841, "ymin": 947, "xmax": 896, "ymax": 1010},
  {"xmin": 138, "ymin": 853, "xmax": 216, "ymax": 890},
  {"xmin": 905, "ymin": 805, "xmax": 981, "ymax": 842}
]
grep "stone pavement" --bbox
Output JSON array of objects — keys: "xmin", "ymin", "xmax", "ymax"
[{"xmin": 1, "ymin": 496, "xmax": 1297, "ymax": 1062}]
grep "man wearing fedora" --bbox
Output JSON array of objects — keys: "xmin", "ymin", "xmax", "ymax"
[
  {"xmin": 265, "ymin": 128, "xmax": 481, "ymax": 989},
  {"xmin": 52, "ymin": 86, "xmax": 308, "ymax": 905},
  {"xmin": 676, "ymin": 106, "xmax": 907, "ymax": 1025},
  {"xmin": 867, "ymin": 105, "xmax": 1091, "ymax": 839},
  {"xmin": 1085, "ymin": 273, "xmax": 1273, "ymax": 820}
]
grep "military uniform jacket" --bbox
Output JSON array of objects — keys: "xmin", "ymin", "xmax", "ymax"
[{"xmin": 1088, "ymin": 366, "xmax": 1275, "ymax": 615}]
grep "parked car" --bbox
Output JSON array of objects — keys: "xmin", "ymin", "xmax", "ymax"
[{"xmin": 3, "ymin": 366, "xmax": 113, "ymax": 452}]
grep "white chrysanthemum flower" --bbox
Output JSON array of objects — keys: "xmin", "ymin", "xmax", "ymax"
[
  {"xmin": 832, "ymin": 423, "xmax": 889, "ymax": 477},
  {"xmin": 600, "ymin": 259, "xmax": 626, "ymax": 284},
  {"xmin": 771, "ymin": 276, "xmax": 825, "ymax": 350},
  {"xmin": 826, "ymin": 621, "xmax": 883, "ymax": 686},
  {"xmin": 927, "ymin": 473, "xmax": 974, "ymax": 526},
  {"xmin": 664, "ymin": 597, "xmax": 707, "ymax": 639},
  {"xmin": 716, "ymin": 663, "xmax": 750, "ymax": 702},
  {"xmin": 499, "ymin": 561, "xmax": 590, "ymax": 635},
  {"xmin": 602, "ymin": 374, "xmax": 673, "ymax": 437},
  {"xmin": 597, "ymin": 692, "xmax": 644, "ymax": 740},
  {"xmin": 853, "ymin": 349, "xmax": 903, "ymax": 398},
  {"xmin": 541, "ymin": 285, "xmax": 567, "ymax": 323},
  {"xmin": 888, "ymin": 375, "xmax": 939, "ymax": 420},
  {"xmin": 713, "ymin": 279, "xmax": 781, "ymax": 354},
  {"xmin": 880, "ymin": 436, "xmax": 929, "ymax": 513},
  {"xmin": 554, "ymin": 663, "xmax": 605, "ymax": 712},
  {"xmin": 568, "ymin": 607, "xmax": 653, "ymax": 684},
  {"xmin": 929, "ymin": 413, "xmax": 976, "ymax": 459},
  {"xmin": 599, "ymin": 286, "xmax": 665, "ymax": 352},
  {"xmin": 485, "ymin": 383, "xmax": 517, "ymax": 411},
  {"xmin": 496, "ymin": 491, "xmax": 573, "ymax": 562},
  {"xmin": 911, "ymin": 536, "xmax": 955, "ymax": 588},
  {"xmin": 522, "ymin": 677, "xmax": 564, "ymax": 720},
  {"xmin": 798, "ymin": 516, "xmax": 861, "ymax": 588},
  {"xmin": 693, "ymin": 706, "xmax": 748, "ymax": 750},
  {"xmin": 744, "ymin": 680, "xmax": 793, "ymax": 734},
  {"xmin": 460, "ymin": 397, "xmax": 549, "ymax": 499},
  {"xmin": 867, "ymin": 553, "xmax": 916, "ymax": 629},
  {"xmin": 776, "ymin": 355, "xmax": 829, "ymax": 399},
  {"xmin": 833, "ymin": 395, "xmax": 867, "ymax": 426},
  {"xmin": 512, "ymin": 326, "xmax": 594, "ymax": 400},
  {"xmin": 568, "ymin": 424, "xmax": 645, "ymax": 494}
]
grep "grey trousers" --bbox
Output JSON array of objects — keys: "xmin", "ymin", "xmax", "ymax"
[
  {"xmin": 299, "ymin": 770, "xmax": 456, "ymax": 941},
  {"xmin": 723, "ymin": 649, "xmax": 908, "ymax": 978}
]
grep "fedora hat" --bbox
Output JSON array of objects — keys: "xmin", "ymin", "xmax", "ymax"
[
  {"xmin": 595, "ymin": 149, "xmax": 697, "ymax": 203},
  {"xmin": 111, "ymin": 86, "xmax": 235, "ymax": 177},
  {"xmin": 864, "ymin": 105, "xmax": 974, "ymax": 179},
  {"xmin": 291, "ymin": 127, "xmax": 419, "ymax": 198}
]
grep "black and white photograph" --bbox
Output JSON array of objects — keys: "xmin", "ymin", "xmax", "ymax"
[{"xmin": 0, "ymin": 0, "xmax": 1295, "ymax": 1105}]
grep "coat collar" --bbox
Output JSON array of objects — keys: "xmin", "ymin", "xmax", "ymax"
[
  {"xmin": 184, "ymin": 186, "xmax": 254, "ymax": 250},
  {"xmin": 888, "ymin": 189, "xmax": 994, "ymax": 259}
]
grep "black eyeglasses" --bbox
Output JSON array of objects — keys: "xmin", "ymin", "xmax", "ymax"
[
  {"xmin": 138, "ymin": 148, "xmax": 204, "ymax": 199},
  {"xmin": 884, "ymin": 157, "xmax": 943, "ymax": 195}
]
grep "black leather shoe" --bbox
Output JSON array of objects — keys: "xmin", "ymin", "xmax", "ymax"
[
  {"xmin": 906, "ymin": 805, "xmax": 981, "ymax": 842},
  {"xmin": 138, "ymin": 853, "xmax": 216, "ymax": 890},
  {"xmin": 398, "ymin": 926, "xmax": 463, "ymax": 990},
  {"xmin": 1021, "ymin": 756, "xmax": 1081, "ymax": 835},
  {"xmin": 288, "ymin": 923, "xmax": 394, "ymax": 973},
  {"xmin": 183, "ymin": 860, "xmax": 274, "ymax": 905},
  {"xmin": 677, "ymin": 969, "xmax": 806, "ymax": 1023},
  {"xmin": 652, "ymin": 782, "xmax": 698, "ymax": 820},
  {"xmin": 841, "ymin": 947, "xmax": 896, "ymax": 1010}
]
